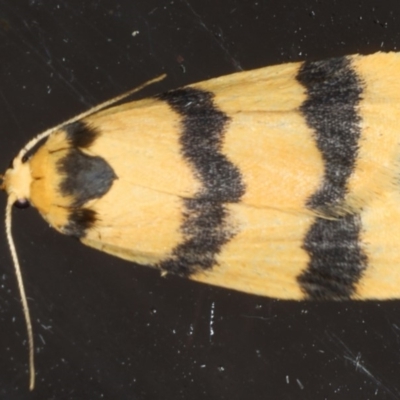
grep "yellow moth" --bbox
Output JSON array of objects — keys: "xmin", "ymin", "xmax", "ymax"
[{"xmin": 2, "ymin": 51, "xmax": 400, "ymax": 389}]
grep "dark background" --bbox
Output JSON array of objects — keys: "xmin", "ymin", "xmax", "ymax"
[{"xmin": 0, "ymin": 1, "xmax": 400, "ymax": 399}]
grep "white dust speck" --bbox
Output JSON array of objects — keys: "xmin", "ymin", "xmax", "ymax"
[
  {"xmin": 296, "ymin": 379, "xmax": 304, "ymax": 390},
  {"xmin": 209, "ymin": 301, "xmax": 215, "ymax": 341}
]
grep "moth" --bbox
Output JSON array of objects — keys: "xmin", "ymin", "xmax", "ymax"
[{"xmin": 2, "ymin": 51, "xmax": 400, "ymax": 389}]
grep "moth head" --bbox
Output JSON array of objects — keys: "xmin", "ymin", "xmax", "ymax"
[{"xmin": 2, "ymin": 155, "xmax": 32, "ymax": 208}]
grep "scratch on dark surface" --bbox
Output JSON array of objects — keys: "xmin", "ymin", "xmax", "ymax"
[
  {"xmin": 389, "ymin": 323, "xmax": 400, "ymax": 346},
  {"xmin": 38, "ymin": 333, "xmax": 46, "ymax": 345},
  {"xmin": 181, "ymin": 0, "xmax": 243, "ymax": 71},
  {"xmin": 209, "ymin": 301, "xmax": 215, "ymax": 342},
  {"xmin": 32, "ymin": 5, "xmax": 124, "ymax": 88},
  {"xmin": 3, "ymin": 15, "xmax": 93, "ymax": 105},
  {"xmin": 0, "ymin": 2, "xmax": 125, "ymax": 105},
  {"xmin": 325, "ymin": 332, "xmax": 400, "ymax": 400},
  {"xmin": 18, "ymin": 42, "xmax": 90, "ymax": 104},
  {"xmin": 62, "ymin": 3, "xmax": 142, "ymax": 65},
  {"xmin": 62, "ymin": 3, "xmax": 160, "ymax": 84},
  {"xmin": 140, "ymin": 16, "xmax": 155, "ymax": 57},
  {"xmin": 0, "ymin": 89, "xmax": 23, "ymax": 134},
  {"xmin": 392, "ymin": 323, "xmax": 400, "ymax": 331},
  {"xmin": 241, "ymin": 315, "xmax": 272, "ymax": 321},
  {"xmin": 296, "ymin": 378, "xmax": 304, "ymax": 390}
]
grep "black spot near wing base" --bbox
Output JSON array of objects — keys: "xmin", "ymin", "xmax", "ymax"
[
  {"xmin": 297, "ymin": 56, "xmax": 367, "ymax": 300},
  {"xmin": 64, "ymin": 121, "xmax": 101, "ymax": 149},
  {"xmin": 299, "ymin": 215, "xmax": 367, "ymax": 300},
  {"xmin": 64, "ymin": 208, "xmax": 97, "ymax": 238},
  {"xmin": 157, "ymin": 88, "xmax": 245, "ymax": 277}
]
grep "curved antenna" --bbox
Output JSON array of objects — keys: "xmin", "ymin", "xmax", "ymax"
[
  {"xmin": 3, "ymin": 73, "xmax": 166, "ymax": 390},
  {"xmin": 5, "ymin": 193, "xmax": 35, "ymax": 390},
  {"xmin": 17, "ymin": 74, "xmax": 166, "ymax": 161}
]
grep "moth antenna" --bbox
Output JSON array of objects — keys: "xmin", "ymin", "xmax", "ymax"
[
  {"xmin": 4, "ymin": 74, "xmax": 166, "ymax": 391},
  {"xmin": 5, "ymin": 194, "xmax": 35, "ymax": 390},
  {"xmin": 18, "ymin": 73, "xmax": 167, "ymax": 160}
]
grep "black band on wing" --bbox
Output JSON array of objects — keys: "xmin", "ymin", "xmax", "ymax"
[
  {"xmin": 157, "ymin": 87, "xmax": 245, "ymax": 277},
  {"xmin": 297, "ymin": 57, "xmax": 367, "ymax": 300}
]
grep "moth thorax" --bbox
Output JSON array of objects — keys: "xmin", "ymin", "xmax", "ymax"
[{"xmin": 3, "ymin": 159, "xmax": 32, "ymax": 203}]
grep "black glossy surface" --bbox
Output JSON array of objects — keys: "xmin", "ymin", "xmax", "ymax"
[{"xmin": 1, "ymin": 1, "xmax": 400, "ymax": 399}]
